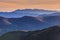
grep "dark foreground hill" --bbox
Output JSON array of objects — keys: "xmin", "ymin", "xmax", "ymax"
[
  {"xmin": 0, "ymin": 31, "xmax": 30, "ymax": 40},
  {"xmin": 1, "ymin": 25, "xmax": 60, "ymax": 40},
  {"xmin": 26, "ymin": 25, "xmax": 60, "ymax": 40}
]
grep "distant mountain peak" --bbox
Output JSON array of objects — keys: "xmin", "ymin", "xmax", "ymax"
[
  {"xmin": 21, "ymin": 16, "xmax": 44, "ymax": 22},
  {"xmin": 22, "ymin": 16, "xmax": 34, "ymax": 18},
  {"xmin": 13, "ymin": 9, "xmax": 56, "ymax": 12}
]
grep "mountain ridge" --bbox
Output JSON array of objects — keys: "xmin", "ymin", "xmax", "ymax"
[
  {"xmin": 1, "ymin": 25, "xmax": 60, "ymax": 40},
  {"xmin": 0, "ymin": 9, "xmax": 57, "ymax": 18}
]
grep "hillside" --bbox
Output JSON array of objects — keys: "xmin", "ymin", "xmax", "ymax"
[{"xmin": 1, "ymin": 25, "xmax": 60, "ymax": 40}]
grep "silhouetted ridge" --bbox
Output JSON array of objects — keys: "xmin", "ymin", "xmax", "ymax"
[
  {"xmin": 21, "ymin": 16, "xmax": 35, "ymax": 19},
  {"xmin": 14, "ymin": 9, "xmax": 56, "ymax": 12},
  {"xmin": 41, "ymin": 25, "xmax": 60, "ymax": 32},
  {"xmin": 1, "ymin": 25, "xmax": 60, "ymax": 40},
  {"xmin": 25, "ymin": 25, "xmax": 60, "ymax": 40},
  {"xmin": 20, "ymin": 16, "xmax": 40, "ymax": 22}
]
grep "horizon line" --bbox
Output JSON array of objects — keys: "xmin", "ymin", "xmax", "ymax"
[{"xmin": 0, "ymin": 9, "xmax": 59, "ymax": 12}]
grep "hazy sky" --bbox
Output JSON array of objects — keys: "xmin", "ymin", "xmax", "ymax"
[{"xmin": 0, "ymin": 0, "xmax": 60, "ymax": 11}]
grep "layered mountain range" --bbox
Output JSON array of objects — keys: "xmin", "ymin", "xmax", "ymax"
[
  {"xmin": 0, "ymin": 9, "xmax": 57, "ymax": 18},
  {"xmin": 0, "ymin": 9, "xmax": 60, "ymax": 35}
]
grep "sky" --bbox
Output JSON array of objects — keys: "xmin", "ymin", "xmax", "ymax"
[{"xmin": 0, "ymin": 0, "xmax": 60, "ymax": 11}]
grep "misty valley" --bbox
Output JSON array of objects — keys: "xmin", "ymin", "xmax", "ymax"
[{"xmin": 0, "ymin": 9, "xmax": 60, "ymax": 40}]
